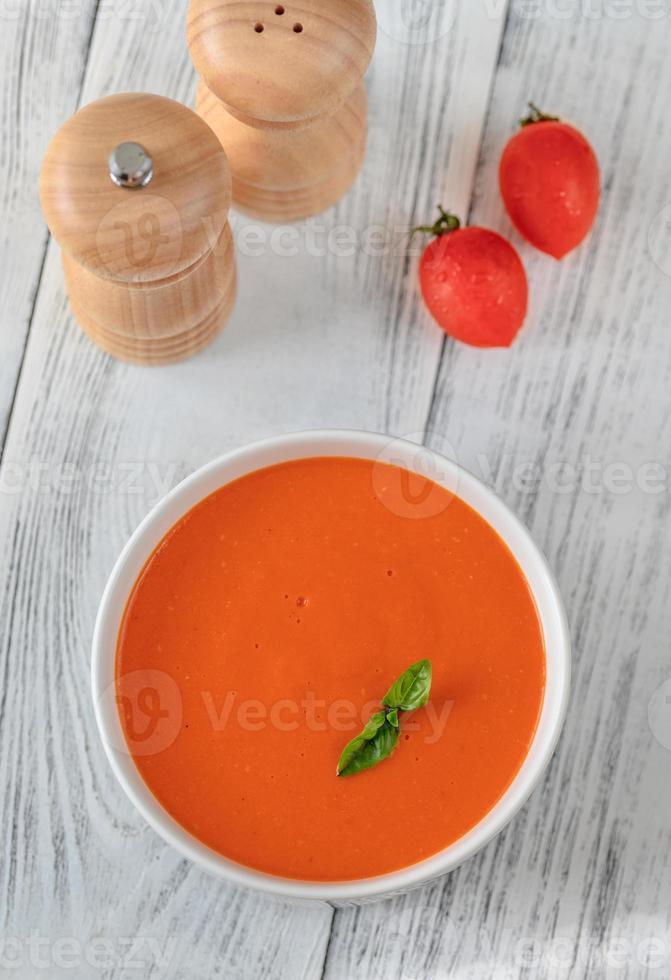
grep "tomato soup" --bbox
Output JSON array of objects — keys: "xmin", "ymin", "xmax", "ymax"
[{"xmin": 116, "ymin": 457, "xmax": 545, "ymax": 881}]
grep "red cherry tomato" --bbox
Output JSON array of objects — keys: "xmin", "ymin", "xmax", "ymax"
[
  {"xmin": 415, "ymin": 208, "xmax": 528, "ymax": 348},
  {"xmin": 499, "ymin": 104, "xmax": 600, "ymax": 259}
]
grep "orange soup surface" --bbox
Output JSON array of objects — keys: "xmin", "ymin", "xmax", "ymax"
[{"xmin": 116, "ymin": 457, "xmax": 545, "ymax": 881}]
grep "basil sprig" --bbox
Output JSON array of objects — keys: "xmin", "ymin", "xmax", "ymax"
[
  {"xmin": 336, "ymin": 659, "xmax": 432, "ymax": 777},
  {"xmin": 335, "ymin": 711, "xmax": 399, "ymax": 778},
  {"xmin": 382, "ymin": 658, "xmax": 432, "ymax": 712}
]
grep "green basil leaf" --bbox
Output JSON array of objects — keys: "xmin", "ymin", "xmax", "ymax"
[
  {"xmin": 336, "ymin": 712, "xmax": 399, "ymax": 777},
  {"xmin": 382, "ymin": 658, "xmax": 432, "ymax": 712},
  {"xmin": 334, "ymin": 659, "xmax": 433, "ymax": 778}
]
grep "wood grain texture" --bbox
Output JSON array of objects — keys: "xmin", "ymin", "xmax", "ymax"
[
  {"xmin": 63, "ymin": 235, "xmax": 237, "ymax": 364},
  {"xmin": 188, "ymin": 0, "xmax": 375, "ymax": 221},
  {"xmin": 187, "ymin": 0, "xmax": 376, "ymax": 126},
  {"xmin": 0, "ymin": 0, "xmax": 506, "ymax": 977},
  {"xmin": 0, "ymin": 1, "xmax": 331, "ymax": 977},
  {"xmin": 40, "ymin": 92, "xmax": 236, "ymax": 364},
  {"xmin": 40, "ymin": 93, "xmax": 232, "ymax": 282},
  {"xmin": 196, "ymin": 81, "xmax": 368, "ymax": 222},
  {"xmin": 12, "ymin": 1, "xmax": 669, "ymax": 978},
  {"xmin": 323, "ymin": 6, "xmax": 671, "ymax": 980},
  {"xmin": 0, "ymin": 0, "xmax": 98, "ymax": 454},
  {"xmin": 61, "ymin": 222, "xmax": 236, "ymax": 339},
  {"xmin": 187, "ymin": 0, "xmax": 376, "ymax": 222}
]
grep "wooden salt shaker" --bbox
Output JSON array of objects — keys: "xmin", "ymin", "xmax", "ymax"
[
  {"xmin": 40, "ymin": 93, "xmax": 236, "ymax": 365},
  {"xmin": 187, "ymin": 0, "xmax": 377, "ymax": 222}
]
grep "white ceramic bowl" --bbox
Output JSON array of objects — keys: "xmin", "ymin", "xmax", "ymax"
[{"xmin": 92, "ymin": 429, "xmax": 571, "ymax": 903}]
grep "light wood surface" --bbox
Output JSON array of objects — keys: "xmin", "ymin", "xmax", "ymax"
[
  {"xmin": 189, "ymin": 0, "xmax": 375, "ymax": 220},
  {"xmin": 40, "ymin": 93, "xmax": 236, "ymax": 363},
  {"xmin": 187, "ymin": 0, "xmax": 376, "ymax": 127},
  {"xmin": 52, "ymin": 257, "xmax": 237, "ymax": 363},
  {"xmin": 0, "ymin": 0, "xmax": 97, "ymax": 450},
  {"xmin": 197, "ymin": 82, "xmax": 368, "ymax": 221},
  {"xmin": 3, "ymin": 1, "xmax": 671, "ymax": 978},
  {"xmin": 62, "ymin": 224, "xmax": 237, "ymax": 364}
]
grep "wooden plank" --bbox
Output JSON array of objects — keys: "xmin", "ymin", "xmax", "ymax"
[
  {"xmin": 0, "ymin": 3, "xmax": 335, "ymax": 978},
  {"xmin": 0, "ymin": 1, "xmax": 507, "ymax": 977},
  {"xmin": 323, "ymin": 7, "xmax": 671, "ymax": 980},
  {"xmin": 0, "ymin": 0, "xmax": 98, "ymax": 453}
]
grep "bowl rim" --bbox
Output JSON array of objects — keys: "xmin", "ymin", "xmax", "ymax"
[{"xmin": 91, "ymin": 428, "xmax": 571, "ymax": 902}]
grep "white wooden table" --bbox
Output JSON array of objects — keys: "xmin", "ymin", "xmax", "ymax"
[{"xmin": 2, "ymin": 1, "xmax": 671, "ymax": 977}]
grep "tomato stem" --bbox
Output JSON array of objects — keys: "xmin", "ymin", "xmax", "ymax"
[
  {"xmin": 520, "ymin": 102, "xmax": 560, "ymax": 127},
  {"xmin": 410, "ymin": 205, "xmax": 461, "ymax": 240}
]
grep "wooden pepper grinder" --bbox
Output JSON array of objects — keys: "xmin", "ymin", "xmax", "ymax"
[
  {"xmin": 187, "ymin": 0, "xmax": 377, "ymax": 222},
  {"xmin": 40, "ymin": 93, "xmax": 236, "ymax": 365}
]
